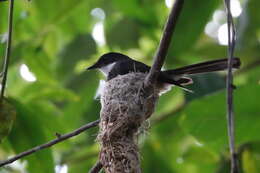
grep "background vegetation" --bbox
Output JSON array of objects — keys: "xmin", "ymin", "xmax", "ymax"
[{"xmin": 0, "ymin": 0, "xmax": 259, "ymax": 172}]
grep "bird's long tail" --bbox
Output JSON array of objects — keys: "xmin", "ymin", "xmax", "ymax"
[{"xmin": 164, "ymin": 57, "xmax": 241, "ymax": 75}]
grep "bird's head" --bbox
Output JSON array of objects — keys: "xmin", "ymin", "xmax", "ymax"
[{"xmin": 87, "ymin": 52, "xmax": 130, "ymax": 70}]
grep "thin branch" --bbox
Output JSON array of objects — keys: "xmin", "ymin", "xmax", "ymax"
[
  {"xmin": 224, "ymin": 0, "xmax": 240, "ymax": 172},
  {"xmin": 0, "ymin": 0, "xmax": 14, "ymax": 100},
  {"xmin": 145, "ymin": 0, "xmax": 184, "ymax": 86},
  {"xmin": 0, "ymin": 119, "xmax": 100, "ymax": 167},
  {"xmin": 88, "ymin": 161, "xmax": 103, "ymax": 173}
]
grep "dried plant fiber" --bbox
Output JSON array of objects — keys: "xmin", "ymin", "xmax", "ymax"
[{"xmin": 97, "ymin": 73, "xmax": 160, "ymax": 173}]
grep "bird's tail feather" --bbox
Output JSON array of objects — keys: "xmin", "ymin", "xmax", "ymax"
[{"xmin": 164, "ymin": 57, "xmax": 241, "ymax": 75}]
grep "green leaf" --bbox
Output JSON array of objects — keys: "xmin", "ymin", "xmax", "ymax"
[
  {"xmin": 21, "ymin": 45, "xmax": 56, "ymax": 84},
  {"xmin": 111, "ymin": 0, "xmax": 159, "ymax": 25},
  {"xmin": 7, "ymin": 99, "xmax": 55, "ymax": 173},
  {"xmin": 0, "ymin": 99, "xmax": 16, "ymax": 142},
  {"xmin": 180, "ymin": 84, "xmax": 260, "ymax": 152},
  {"xmin": 166, "ymin": 0, "xmax": 219, "ymax": 65},
  {"xmin": 185, "ymin": 73, "xmax": 226, "ymax": 102},
  {"xmin": 56, "ymin": 34, "xmax": 97, "ymax": 81},
  {"xmin": 238, "ymin": 0, "xmax": 260, "ymax": 55},
  {"xmin": 18, "ymin": 82, "xmax": 78, "ymax": 102},
  {"xmin": 240, "ymin": 142, "xmax": 260, "ymax": 173},
  {"xmin": 142, "ymin": 142, "xmax": 174, "ymax": 173},
  {"xmin": 61, "ymin": 70, "xmax": 100, "ymax": 130},
  {"xmin": 106, "ymin": 18, "xmax": 141, "ymax": 49}
]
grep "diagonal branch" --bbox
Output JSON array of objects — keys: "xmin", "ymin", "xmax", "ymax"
[
  {"xmin": 0, "ymin": 119, "xmax": 100, "ymax": 167},
  {"xmin": 145, "ymin": 0, "xmax": 184, "ymax": 86},
  {"xmin": 0, "ymin": 0, "xmax": 14, "ymax": 100}
]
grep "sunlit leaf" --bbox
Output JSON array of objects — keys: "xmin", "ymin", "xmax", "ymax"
[
  {"xmin": 180, "ymin": 84, "xmax": 260, "ymax": 152},
  {"xmin": 0, "ymin": 99, "xmax": 16, "ymax": 142},
  {"xmin": 56, "ymin": 34, "xmax": 97, "ymax": 81},
  {"xmin": 166, "ymin": 0, "xmax": 219, "ymax": 65},
  {"xmin": 8, "ymin": 99, "xmax": 55, "ymax": 173}
]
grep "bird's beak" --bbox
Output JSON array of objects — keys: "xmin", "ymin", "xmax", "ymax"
[{"xmin": 86, "ymin": 63, "xmax": 98, "ymax": 70}]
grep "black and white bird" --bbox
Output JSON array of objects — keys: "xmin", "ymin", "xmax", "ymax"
[{"xmin": 87, "ymin": 52, "xmax": 240, "ymax": 96}]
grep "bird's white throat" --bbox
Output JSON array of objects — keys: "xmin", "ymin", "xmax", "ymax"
[{"xmin": 99, "ymin": 62, "xmax": 116, "ymax": 76}]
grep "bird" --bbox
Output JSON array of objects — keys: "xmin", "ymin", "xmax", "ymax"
[{"xmin": 87, "ymin": 52, "xmax": 241, "ymax": 95}]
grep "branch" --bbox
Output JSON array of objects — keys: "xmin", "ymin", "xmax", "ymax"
[
  {"xmin": 0, "ymin": 119, "xmax": 100, "ymax": 167},
  {"xmin": 0, "ymin": 0, "xmax": 14, "ymax": 100},
  {"xmin": 145, "ymin": 0, "xmax": 184, "ymax": 86},
  {"xmin": 88, "ymin": 161, "xmax": 102, "ymax": 173},
  {"xmin": 224, "ymin": 0, "xmax": 240, "ymax": 172}
]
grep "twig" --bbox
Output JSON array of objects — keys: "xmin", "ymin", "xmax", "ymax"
[
  {"xmin": 88, "ymin": 161, "xmax": 103, "ymax": 173},
  {"xmin": 0, "ymin": 0, "xmax": 14, "ymax": 100},
  {"xmin": 145, "ymin": 0, "xmax": 184, "ymax": 86},
  {"xmin": 0, "ymin": 119, "xmax": 100, "ymax": 167},
  {"xmin": 224, "ymin": 0, "xmax": 240, "ymax": 173}
]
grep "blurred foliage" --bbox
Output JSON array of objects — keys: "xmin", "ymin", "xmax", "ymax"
[
  {"xmin": 0, "ymin": 99, "xmax": 16, "ymax": 142},
  {"xmin": 0, "ymin": 0, "xmax": 259, "ymax": 173}
]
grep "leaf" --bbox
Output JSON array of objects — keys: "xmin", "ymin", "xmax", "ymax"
[
  {"xmin": 111, "ymin": 0, "xmax": 159, "ymax": 25},
  {"xmin": 7, "ymin": 99, "xmax": 55, "ymax": 173},
  {"xmin": 19, "ymin": 82, "xmax": 79, "ymax": 102},
  {"xmin": 242, "ymin": 149, "xmax": 258, "ymax": 173},
  {"xmin": 185, "ymin": 73, "xmax": 226, "ymax": 102},
  {"xmin": 155, "ymin": 88, "xmax": 184, "ymax": 115},
  {"xmin": 238, "ymin": 0, "xmax": 260, "ymax": 54},
  {"xmin": 20, "ymin": 45, "xmax": 57, "ymax": 84},
  {"xmin": 142, "ymin": 142, "xmax": 174, "ymax": 173},
  {"xmin": 106, "ymin": 18, "xmax": 141, "ymax": 49},
  {"xmin": 0, "ymin": 99, "xmax": 16, "ymax": 142},
  {"xmin": 166, "ymin": 0, "xmax": 219, "ymax": 65},
  {"xmin": 26, "ymin": 100, "xmax": 65, "ymax": 138},
  {"xmin": 180, "ymin": 84, "xmax": 260, "ymax": 152},
  {"xmin": 61, "ymin": 70, "xmax": 100, "ymax": 130},
  {"xmin": 56, "ymin": 34, "xmax": 97, "ymax": 81}
]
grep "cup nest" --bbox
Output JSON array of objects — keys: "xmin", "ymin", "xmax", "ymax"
[{"xmin": 97, "ymin": 73, "xmax": 159, "ymax": 173}]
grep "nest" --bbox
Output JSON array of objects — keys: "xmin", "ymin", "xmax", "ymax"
[{"xmin": 97, "ymin": 73, "xmax": 159, "ymax": 173}]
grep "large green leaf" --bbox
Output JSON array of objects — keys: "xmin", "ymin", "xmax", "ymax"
[
  {"xmin": 241, "ymin": 142, "xmax": 260, "ymax": 173},
  {"xmin": 185, "ymin": 73, "xmax": 226, "ymax": 102},
  {"xmin": 106, "ymin": 18, "xmax": 141, "ymax": 49},
  {"xmin": 55, "ymin": 34, "xmax": 97, "ymax": 81},
  {"xmin": 0, "ymin": 99, "xmax": 16, "ymax": 142},
  {"xmin": 111, "ymin": 0, "xmax": 159, "ymax": 25},
  {"xmin": 142, "ymin": 141, "xmax": 175, "ymax": 173},
  {"xmin": 7, "ymin": 99, "xmax": 55, "ymax": 173},
  {"xmin": 61, "ymin": 70, "xmax": 100, "ymax": 130},
  {"xmin": 18, "ymin": 82, "xmax": 78, "ymax": 102},
  {"xmin": 166, "ymin": 0, "xmax": 219, "ymax": 65},
  {"xmin": 180, "ymin": 84, "xmax": 260, "ymax": 152},
  {"xmin": 238, "ymin": 0, "xmax": 260, "ymax": 55}
]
